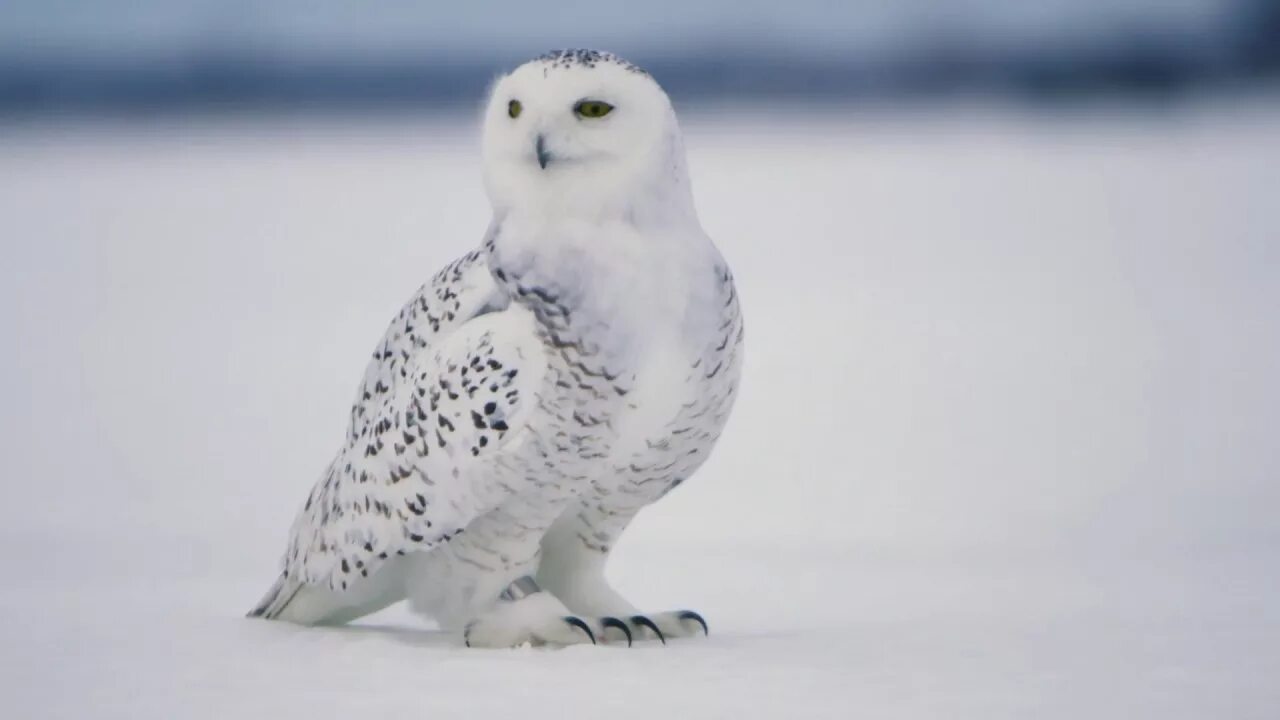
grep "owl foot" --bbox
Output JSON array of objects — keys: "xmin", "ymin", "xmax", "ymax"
[
  {"xmin": 463, "ymin": 591, "xmax": 598, "ymax": 648},
  {"xmin": 569, "ymin": 610, "xmax": 709, "ymax": 646},
  {"xmin": 464, "ymin": 606, "xmax": 709, "ymax": 648},
  {"xmin": 465, "ymin": 577, "xmax": 708, "ymax": 648},
  {"xmin": 623, "ymin": 610, "xmax": 708, "ymax": 644}
]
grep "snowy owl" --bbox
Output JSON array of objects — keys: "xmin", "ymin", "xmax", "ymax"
[{"xmin": 249, "ymin": 49, "xmax": 743, "ymax": 648}]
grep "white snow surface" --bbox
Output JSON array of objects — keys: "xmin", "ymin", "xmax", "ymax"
[{"xmin": 2, "ymin": 97, "xmax": 1278, "ymax": 718}]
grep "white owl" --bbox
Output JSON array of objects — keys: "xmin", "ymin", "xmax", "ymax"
[{"xmin": 249, "ymin": 49, "xmax": 743, "ymax": 648}]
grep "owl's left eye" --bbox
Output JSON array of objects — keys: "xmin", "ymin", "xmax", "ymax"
[
  {"xmin": 508, "ymin": 100, "xmax": 522, "ymax": 119},
  {"xmin": 574, "ymin": 100, "xmax": 614, "ymax": 119}
]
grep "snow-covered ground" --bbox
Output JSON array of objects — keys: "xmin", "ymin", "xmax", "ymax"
[{"xmin": 2, "ymin": 97, "xmax": 1278, "ymax": 718}]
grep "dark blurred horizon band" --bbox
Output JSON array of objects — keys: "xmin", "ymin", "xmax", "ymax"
[{"xmin": 2, "ymin": 0, "xmax": 1278, "ymax": 116}]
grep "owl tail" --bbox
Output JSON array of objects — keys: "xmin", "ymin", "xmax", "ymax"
[
  {"xmin": 246, "ymin": 572, "xmax": 305, "ymax": 620},
  {"xmin": 246, "ymin": 571, "xmax": 402, "ymax": 625}
]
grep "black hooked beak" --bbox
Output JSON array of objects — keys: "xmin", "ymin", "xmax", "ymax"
[{"xmin": 535, "ymin": 134, "xmax": 551, "ymax": 169}]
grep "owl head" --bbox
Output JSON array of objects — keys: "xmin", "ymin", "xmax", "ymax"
[{"xmin": 480, "ymin": 50, "xmax": 694, "ymax": 224}]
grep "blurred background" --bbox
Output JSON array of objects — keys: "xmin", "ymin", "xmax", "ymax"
[
  {"xmin": 2, "ymin": 2, "xmax": 1278, "ymax": 719},
  {"xmin": 2, "ymin": 0, "xmax": 1279, "ymax": 113}
]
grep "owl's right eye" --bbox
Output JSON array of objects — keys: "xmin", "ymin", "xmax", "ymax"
[{"xmin": 508, "ymin": 100, "xmax": 522, "ymax": 119}]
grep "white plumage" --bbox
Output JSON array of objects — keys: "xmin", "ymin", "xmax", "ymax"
[{"xmin": 249, "ymin": 49, "xmax": 743, "ymax": 647}]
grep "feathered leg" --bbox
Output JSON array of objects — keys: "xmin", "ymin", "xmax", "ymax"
[{"xmin": 536, "ymin": 501, "xmax": 709, "ymax": 642}]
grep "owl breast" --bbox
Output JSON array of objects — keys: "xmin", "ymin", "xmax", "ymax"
[
  {"xmin": 612, "ymin": 310, "xmax": 742, "ymax": 499},
  {"xmin": 487, "ymin": 222, "xmax": 744, "ymax": 502}
]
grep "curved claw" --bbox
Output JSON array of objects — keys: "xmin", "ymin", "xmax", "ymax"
[
  {"xmin": 600, "ymin": 616, "xmax": 633, "ymax": 647},
  {"xmin": 677, "ymin": 610, "xmax": 709, "ymax": 636},
  {"xmin": 563, "ymin": 616, "xmax": 597, "ymax": 645},
  {"xmin": 630, "ymin": 615, "xmax": 666, "ymax": 645}
]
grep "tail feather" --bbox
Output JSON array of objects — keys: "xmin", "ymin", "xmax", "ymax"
[
  {"xmin": 245, "ymin": 567, "xmax": 405, "ymax": 625},
  {"xmin": 247, "ymin": 572, "xmax": 305, "ymax": 620}
]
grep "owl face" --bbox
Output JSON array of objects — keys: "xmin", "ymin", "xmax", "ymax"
[{"xmin": 481, "ymin": 51, "xmax": 685, "ymax": 218}]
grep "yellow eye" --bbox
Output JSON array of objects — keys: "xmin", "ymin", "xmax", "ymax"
[
  {"xmin": 507, "ymin": 100, "xmax": 522, "ymax": 119},
  {"xmin": 574, "ymin": 100, "xmax": 614, "ymax": 119}
]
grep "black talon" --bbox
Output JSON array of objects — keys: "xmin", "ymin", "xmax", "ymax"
[
  {"xmin": 600, "ymin": 617, "xmax": 632, "ymax": 647},
  {"xmin": 564, "ymin": 616, "xmax": 596, "ymax": 644},
  {"xmin": 677, "ymin": 610, "xmax": 709, "ymax": 636},
  {"xmin": 630, "ymin": 615, "xmax": 665, "ymax": 645}
]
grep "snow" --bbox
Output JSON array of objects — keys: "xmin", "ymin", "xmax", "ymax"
[{"xmin": 2, "ymin": 96, "xmax": 1279, "ymax": 718}]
